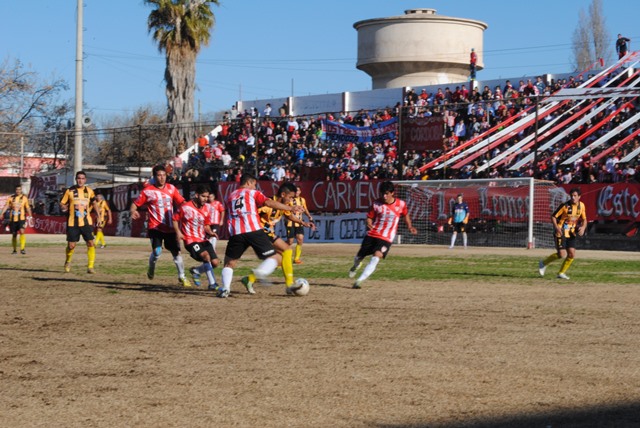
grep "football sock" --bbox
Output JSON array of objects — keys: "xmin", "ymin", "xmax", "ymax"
[
  {"xmin": 352, "ymin": 256, "xmax": 363, "ymax": 269},
  {"xmin": 173, "ymin": 254, "xmax": 185, "ymax": 279},
  {"xmin": 247, "ymin": 273, "xmax": 257, "ymax": 284},
  {"xmin": 148, "ymin": 251, "xmax": 159, "ymax": 272},
  {"xmin": 12, "ymin": 236, "xmax": 17, "ymax": 251},
  {"xmin": 450, "ymin": 233, "xmax": 457, "ymax": 247},
  {"xmin": 254, "ymin": 257, "xmax": 278, "ymax": 279},
  {"xmin": 462, "ymin": 233, "xmax": 468, "ymax": 247},
  {"xmin": 19, "ymin": 234, "xmax": 26, "ymax": 250},
  {"xmin": 358, "ymin": 256, "xmax": 380, "ymax": 282},
  {"xmin": 203, "ymin": 262, "xmax": 216, "ymax": 286},
  {"xmin": 96, "ymin": 231, "xmax": 104, "ymax": 246},
  {"xmin": 559, "ymin": 257, "xmax": 574, "ymax": 274},
  {"xmin": 543, "ymin": 253, "xmax": 560, "ymax": 266},
  {"xmin": 209, "ymin": 236, "xmax": 217, "ymax": 250},
  {"xmin": 87, "ymin": 246, "xmax": 96, "ymax": 269},
  {"xmin": 294, "ymin": 244, "xmax": 302, "ymax": 261},
  {"xmin": 282, "ymin": 249, "xmax": 294, "ymax": 286},
  {"xmin": 65, "ymin": 246, "xmax": 75, "ymax": 263},
  {"xmin": 221, "ymin": 267, "xmax": 233, "ymax": 289}
]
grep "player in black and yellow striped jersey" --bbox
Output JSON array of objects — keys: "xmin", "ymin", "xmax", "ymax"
[
  {"xmin": 286, "ymin": 187, "xmax": 314, "ymax": 264},
  {"xmin": 240, "ymin": 182, "xmax": 315, "ymax": 295},
  {"xmin": 538, "ymin": 187, "xmax": 587, "ymax": 280},
  {"xmin": 0, "ymin": 185, "xmax": 32, "ymax": 255},
  {"xmin": 93, "ymin": 194, "xmax": 112, "ymax": 248},
  {"xmin": 60, "ymin": 171, "xmax": 102, "ymax": 274}
]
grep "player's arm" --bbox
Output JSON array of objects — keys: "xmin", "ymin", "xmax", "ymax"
[
  {"xmin": 25, "ymin": 199, "xmax": 33, "ymax": 218},
  {"xmin": 284, "ymin": 212, "xmax": 314, "ymax": 229},
  {"xmin": 403, "ymin": 214, "xmax": 418, "ymax": 235},
  {"xmin": 577, "ymin": 202, "xmax": 588, "ymax": 236},
  {"xmin": 463, "ymin": 205, "xmax": 470, "ymax": 224},
  {"xmin": 265, "ymin": 197, "xmax": 303, "ymax": 213},
  {"xmin": 0, "ymin": 200, "xmax": 9, "ymax": 217},
  {"xmin": 130, "ymin": 202, "xmax": 141, "ymax": 220},
  {"xmin": 60, "ymin": 191, "xmax": 70, "ymax": 213},
  {"xmin": 172, "ymin": 218, "xmax": 184, "ymax": 242},
  {"xmin": 301, "ymin": 198, "xmax": 313, "ymax": 223},
  {"xmin": 91, "ymin": 199, "xmax": 102, "ymax": 222},
  {"xmin": 107, "ymin": 205, "xmax": 113, "ymax": 224}
]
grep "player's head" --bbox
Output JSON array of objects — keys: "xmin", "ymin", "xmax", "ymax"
[
  {"xmin": 277, "ymin": 182, "xmax": 297, "ymax": 203},
  {"xmin": 15, "ymin": 185, "xmax": 22, "ymax": 195},
  {"xmin": 208, "ymin": 192, "xmax": 217, "ymax": 202},
  {"xmin": 75, "ymin": 171, "xmax": 87, "ymax": 184},
  {"xmin": 152, "ymin": 165, "xmax": 167, "ymax": 186},
  {"xmin": 240, "ymin": 173, "xmax": 257, "ymax": 188},
  {"xmin": 96, "ymin": 194, "xmax": 104, "ymax": 201},
  {"xmin": 380, "ymin": 181, "xmax": 395, "ymax": 195},
  {"xmin": 457, "ymin": 193, "xmax": 464, "ymax": 201},
  {"xmin": 569, "ymin": 187, "xmax": 581, "ymax": 202},
  {"xmin": 194, "ymin": 184, "xmax": 210, "ymax": 205}
]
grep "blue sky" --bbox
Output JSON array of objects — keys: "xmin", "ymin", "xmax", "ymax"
[{"xmin": 2, "ymin": 0, "xmax": 638, "ymax": 124}]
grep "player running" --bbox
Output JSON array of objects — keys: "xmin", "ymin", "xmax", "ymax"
[
  {"xmin": 217, "ymin": 174, "xmax": 304, "ymax": 298},
  {"xmin": 0, "ymin": 185, "xmax": 32, "ymax": 255},
  {"xmin": 241, "ymin": 182, "xmax": 315, "ymax": 295},
  {"xmin": 349, "ymin": 181, "xmax": 417, "ymax": 289},
  {"xmin": 60, "ymin": 171, "xmax": 102, "ymax": 273},
  {"xmin": 173, "ymin": 185, "xmax": 220, "ymax": 290},
  {"xmin": 130, "ymin": 165, "xmax": 191, "ymax": 287},
  {"xmin": 286, "ymin": 186, "xmax": 313, "ymax": 264},
  {"xmin": 93, "ymin": 194, "xmax": 113, "ymax": 248},
  {"xmin": 206, "ymin": 191, "xmax": 225, "ymax": 252}
]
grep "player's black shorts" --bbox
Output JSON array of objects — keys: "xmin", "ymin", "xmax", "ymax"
[
  {"xmin": 66, "ymin": 224, "xmax": 95, "ymax": 243},
  {"xmin": 287, "ymin": 225, "xmax": 304, "ymax": 239},
  {"xmin": 225, "ymin": 229, "xmax": 276, "ymax": 261},
  {"xmin": 452, "ymin": 222, "xmax": 466, "ymax": 233},
  {"xmin": 554, "ymin": 233, "xmax": 576, "ymax": 251},
  {"xmin": 9, "ymin": 220, "xmax": 26, "ymax": 234},
  {"xmin": 356, "ymin": 235, "xmax": 392, "ymax": 259},
  {"xmin": 148, "ymin": 228, "xmax": 181, "ymax": 253},
  {"xmin": 185, "ymin": 241, "xmax": 217, "ymax": 262}
]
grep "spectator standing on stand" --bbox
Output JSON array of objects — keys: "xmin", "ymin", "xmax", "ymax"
[
  {"xmin": 616, "ymin": 34, "xmax": 631, "ymax": 59},
  {"xmin": 469, "ymin": 48, "xmax": 478, "ymax": 80}
]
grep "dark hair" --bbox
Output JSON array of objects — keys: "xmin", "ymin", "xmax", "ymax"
[
  {"xmin": 240, "ymin": 173, "xmax": 257, "ymax": 185},
  {"xmin": 75, "ymin": 170, "xmax": 86, "ymax": 179},
  {"xmin": 380, "ymin": 181, "xmax": 395, "ymax": 194},
  {"xmin": 278, "ymin": 182, "xmax": 297, "ymax": 195},
  {"xmin": 569, "ymin": 187, "xmax": 581, "ymax": 196},
  {"xmin": 152, "ymin": 165, "xmax": 166, "ymax": 177},
  {"xmin": 457, "ymin": 193, "xmax": 464, "ymax": 198},
  {"xmin": 195, "ymin": 184, "xmax": 209, "ymax": 195}
]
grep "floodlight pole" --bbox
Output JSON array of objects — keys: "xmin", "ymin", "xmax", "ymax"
[{"xmin": 73, "ymin": 0, "xmax": 83, "ymax": 174}]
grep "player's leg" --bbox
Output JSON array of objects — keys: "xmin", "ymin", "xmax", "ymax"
[
  {"xmin": 557, "ymin": 243, "xmax": 576, "ymax": 279},
  {"xmin": 64, "ymin": 227, "xmax": 81, "ymax": 272},
  {"xmin": 539, "ymin": 236, "xmax": 563, "ymax": 277},
  {"xmin": 461, "ymin": 224, "xmax": 468, "ymax": 248},
  {"xmin": 251, "ymin": 231, "xmax": 281, "ymax": 282},
  {"xmin": 10, "ymin": 222, "xmax": 19, "ymax": 253},
  {"xmin": 147, "ymin": 230, "xmax": 163, "ymax": 280},
  {"xmin": 293, "ymin": 230, "xmax": 304, "ymax": 263},
  {"xmin": 353, "ymin": 237, "xmax": 380, "ymax": 288},
  {"xmin": 449, "ymin": 226, "xmax": 458, "ymax": 248},
  {"xmin": 273, "ymin": 237, "xmax": 294, "ymax": 288},
  {"xmin": 220, "ymin": 235, "xmax": 247, "ymax": 297},
  {"xmin": 19, "ymin": 228, "xmax": 27, "ymax": 254},
  {"xmin": 164, "ymin": 232, "xmax": 186, "ymax": 284},
  {"xmin": 81, "ymin": 226, "xmax": 97, "ymax": 273}
]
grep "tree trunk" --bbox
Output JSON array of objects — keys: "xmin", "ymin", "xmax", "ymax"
[{"xmin": 165, "ymin": 48, "xmax": 196, "ymax": 155}]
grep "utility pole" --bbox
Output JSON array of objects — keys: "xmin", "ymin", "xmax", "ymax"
[{"xmin": 73, "ymin": 0, "xmax": 83, "ymax": 174}]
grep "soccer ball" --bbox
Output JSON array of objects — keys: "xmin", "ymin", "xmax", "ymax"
[{"xmin": 291, "ymin": 278, "xmax": 310, "ymax": 296}]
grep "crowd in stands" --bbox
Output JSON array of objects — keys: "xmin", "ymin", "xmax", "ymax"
[{"xmin": 167, "ymin": 73, "xmax": 640, "ymax": 187}]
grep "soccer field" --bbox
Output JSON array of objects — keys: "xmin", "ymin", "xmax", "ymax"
[{"xmin": 1, "ymin": 235, "xmax": 639, "ymax": 427}]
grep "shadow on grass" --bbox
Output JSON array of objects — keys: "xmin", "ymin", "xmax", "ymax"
[
  {"xmin": 0, "ymin": 266, "xmax": 58, "ymax": 273},
  {"xmin": 375, "ymin": 401, "xmax": 640, "ymax": 428}
]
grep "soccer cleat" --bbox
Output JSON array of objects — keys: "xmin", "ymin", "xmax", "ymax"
[
  {"xmin": 348, "ymin": 261, "xmax": 362, "ymax": 279},
  {"xmin": 286, "ymin": 286, "xmax": 294, "ymax": 295},
  {"xmin": 353, "ymin": 280, "xmax": 362, "ymax": 289},
  {"xmin": 100, "ymin": 245, "xmax": 106, "ymax": 249},
  {"xmin": 216, "ymin": 288, "xmax": 230, "ymax": 298},
  {"xmin": 448, "ymin": 246, "xmax": 454, "ymax": 249},
  {"xmin": 147, "ymin": 266, "xmax": 154, "ymax": 280},
  {"xmin": 208, "ymin": 283, "xmax": 219, "ymax": 292},
  {"xmin": 294, "ymin": 259, "xmax": 303, "ymax": 265},
  {"xmin": 557, "ymin": 273, "xmax": 570, "ymax": 280},
  {"xmin": 179, "ymin": 277, "xmax": 192, "ymax": 288},
  {"xmin": 20, "ymin": 250, "xmax": 26, "ymax": 255},
  {"xmin": 12, "ymin": 250, "xmax": 17, "ymax": 255},
  {"xmin": 87, "ymin": 268, "xmax": 95, "ymax": 274},
  {"xmin": 64, "ymin": 262, "xmax": 71, "ymax": 273},
  {"xmin": 241, "ymin": 276, "xmax": 256, "ymax": 295},
  {"xmin": 538, "ymin": 260, "xmax": 546, "ymax": 277},
  {"xmin": 189, "ymin": 267, "xmax": 202, "ymax": 287}
]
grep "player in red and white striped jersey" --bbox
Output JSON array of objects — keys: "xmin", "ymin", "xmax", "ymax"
[
  {"xmin": 207, "ymin": 192, "xmax": 225, "ymax": 251},
  {"xmin": 131, "ymin": 165, "xmax": 190, "ymax": 287},
  {"xmin": 218, "ymin": 174, "xmax": 304, "ymax": 298},
  {"xmin": 173, "ymin": 185, "xmax": 220, "ymax": 290},
  {"xmin": 349, "ymin": 181, "xmax": 417, "ymax": 289}
]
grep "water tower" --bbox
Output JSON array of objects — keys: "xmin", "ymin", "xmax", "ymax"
[{"xmin": 354, "ymin": 9, "xmax": 488, "ymax": 89}]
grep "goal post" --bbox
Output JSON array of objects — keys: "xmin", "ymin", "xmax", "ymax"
[{"xmin": 393, "ymin": 178, "xmax": 565, "ymax": 249}]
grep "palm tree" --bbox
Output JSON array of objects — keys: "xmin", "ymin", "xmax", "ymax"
[{"xmin": 145, "ymin": 0, "xmax": 219, "ymax": 154}]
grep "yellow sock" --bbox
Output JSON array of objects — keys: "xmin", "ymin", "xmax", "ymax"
[
  {"xmin": 543, "ymin": 253, "xmax": 560, "ymax": 266},
  {"xmin": 294, "ymin": 244, "xmax": 302, "ymax": 261},
  {"xmin": 19, "ymin": 234, "xmax": 26, "ymax": 250},
  {"xmin": 87, "ymin": 246, "xmax": 96, "ymax": 269},
  {"xmin": 96, "ymin": 231, "xmax": 104, "ymax": 246},
  {"xmin": 65, "ymin": 246, "xmax": 75, "ymax": 263},
  {"xmin": 282, "ymin": 249, "xmax": 294, "ymax": 286},
  {"xmin": 11, "ymin": 236, "xmax": 17, "ymax": 251},
  {"xmin": 248, "ymin": 273, "xmax": 257, "ymax": 284},
  {"xmin": 558, "ymin": 257, "xmax": 573, "ymax": 274}
]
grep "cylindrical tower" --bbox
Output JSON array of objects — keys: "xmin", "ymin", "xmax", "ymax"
[{"xmin": 354, "ymin": 9, "xmax": 488, "ymax": 89}]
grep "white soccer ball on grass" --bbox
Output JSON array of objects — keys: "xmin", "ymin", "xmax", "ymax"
[{"xmin": 291, "ymin": 278, "xmax": 310, "ymax": 296}]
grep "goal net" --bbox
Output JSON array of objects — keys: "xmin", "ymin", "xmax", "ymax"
[{"xmin": 393, "ymin": 178, "xmax": 565, "ymax": 249}]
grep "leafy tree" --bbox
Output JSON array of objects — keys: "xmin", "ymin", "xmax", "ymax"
[
  {"xmin": 145, "ymin": 0, "xmax": 219, "ymax": 154},
  {"xmin": 572, "ymin": 0, "xmax": 613, "ymax": 71}
]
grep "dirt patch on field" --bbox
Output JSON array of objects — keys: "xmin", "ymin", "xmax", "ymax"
[{"xmin": 1, "ymin": 236, "xmax": 639, "ymax": 427}]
